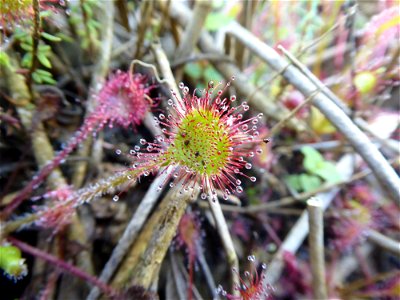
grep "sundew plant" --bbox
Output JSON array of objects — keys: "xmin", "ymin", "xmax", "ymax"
[{"xmin": 1, "ymin": 1, "xmax": 399, "ymax": 300}]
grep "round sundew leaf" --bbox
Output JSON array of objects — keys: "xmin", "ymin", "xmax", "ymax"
[{"xmin": 169, "ymin": 108, "xmax": 231, "ymax": 176}]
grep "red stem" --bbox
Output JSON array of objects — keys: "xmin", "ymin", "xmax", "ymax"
[
  {"xmin": 2, "ymin": 118, "xmax": 98, "ymax": 219},
  {"xmin": 8, "ymin": 237, "xmax": 117, "ymax": 298},
  {"xmin": 188, "ymin": 253, "xmax": 194, "ymax": 300}
]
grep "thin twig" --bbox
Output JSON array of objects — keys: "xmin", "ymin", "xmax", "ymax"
[
  {"xmin": 366, "ymin": 229, "xmax": 400, "ymax": 257},
  {"xmin": 263, "ymin": 154, "xmax": 356, "ymax": 286},
  {"xmin": 174, "ymin": 1, "xmax": 211, "ymax": 60},
  {"xmin": 207, "ymin": 197, "xmax": 239, "ymax": 297},
  {"xmin": 165, "ymin": 1, "xmax": 302, "ymax": 129},
  {"xmin": 307, "ymin": 198, "xmax": 328, "ymax": 300},
  {"xmin": 8, "ymin": 237, "xmax": 117, "ymax": 298}
]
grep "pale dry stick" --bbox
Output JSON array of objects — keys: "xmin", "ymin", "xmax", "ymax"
[
  {"xmin": 165, "ymin": 1, "xmax": 301, "ymax": 129},
  {"xmin": 151, "ymin": 42, "xmax": 183, "ymax": 107},
  {"xmin": 263, "ymin": 154, "xmax": 356, "ymax": 286},
  {"xmin": 173, "ymin": 0, "xmax": 211, "ymax": 70},
  {"xmin": 225, "ymin": 23, "xmax": 400, "ymax": 204},
  {"xmin": 174, "ymin": 1, "xmax": 212, "ymax": 81},
  {"xmin": 110, "ymin": 184, "xmax": 198, "ymax": 290},
  {"xmin": 72, "ymin": 0, "xmax": 115, "ymax": 188},
  {"xmin": 279, "ymin": 44, "xmax": 400, "ymax": 156},
  {"xmin": 207, "ymin": 197, "xmax": 240, "ymax": 298},
  {"xmin": 307, "ymin": 198, "xmax": 328, "ymax": 300},
  {"xmin": 87, "ymin": 167, "xmax": 172, "ymax": 300},
  {"xmin": 366, "ymin": 229, "xmax": 400, "ymax": 257}
]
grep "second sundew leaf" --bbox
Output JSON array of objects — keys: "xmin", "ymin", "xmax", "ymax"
[
  {"xmin": 313, "ymin": 161, "xmax": 341, "ymax": 183},
  {"xmin": 301, "ymin": 146, "xmax": 342, "ymax": 183},
  {"xmin": 301, "ymin": 146, "xmax": 324, "ymax": 172},
  {"xmin": 299, "ymin": 174, "xmax": 322, "ymax": 192}
]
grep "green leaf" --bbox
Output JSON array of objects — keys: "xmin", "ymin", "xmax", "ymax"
[
  {"xmin": 40, "ymin": 75, "xmax": 57, "ymax": 85},
  {"xmin": 286, "ymin": 175, "xmax": 302, "ymax": 191},
  {"xmin": 184, "ymin": 63, "xmax": 202, "ymax": 79},
  {"xmin": 299, "ymin": 174, "xmax": 322, "ymax": 192},
  {"xmin": 0, "ymin": 245, "xmax": 27, "ymax": 280},
  {"xmin": 35, "ymin": 69, "xmax": 53, "ymax": 77},
  {"xmin": 0, "ymin": 52, "xmax": 10, "ymax": 67},
  {"xmin": 37, "ymin": 53, "xmax": 52, "ymax": 68},
  {"xmin": 21, "ymin": 53, "xmax": 33, "ymax": 68},
  {"xmin": 41, "ymin": 32, "xmax": 62, "ymax": 42},
  {"xmin": 56, "ymin": 33, "xmax": 74, "ymax": 43},
  {"xmin": 205, "ymin": 13, "xmax": 234, "ymax": 31},
  {"xmin": 301, "ymin": 146, "xmax": 324, "ymax": 174},
  {"xmin": 313, "ymin": 161, "xmax": 342, "ymax": 183},
  {"xmin": 204, "ymin": 65, "xmax": 223, "ymax": 82},
  {"xmin": 32, "ymin": 72, "xmax": 43, "ymax": 83},
  {"xmin": 38, "ymin": 44, "xmax": 51, "ymax": 53},
  {"xmin": 21, "ymin": 43, "xmax": 33, "ymax": 52}
]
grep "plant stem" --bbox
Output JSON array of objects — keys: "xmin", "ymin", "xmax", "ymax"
[
  {"xmin": 207, "ymin": 197, "xmax": 240, "ymax": 297},
  {"xmin": 111, "ymin": 184, "xmax": 195, "ymax": 290},
  {"xmin": 8, "ymin": 237, "xmax": 117, "ymax": 298},
  {"xmin": 307, "ymin": 198, "xmax": 328, "ymax": 300}
]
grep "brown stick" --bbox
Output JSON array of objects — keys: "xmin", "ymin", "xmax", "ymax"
[{"xmin": 307, "ymin": 198, "xmax": 328, "ymax": 300}]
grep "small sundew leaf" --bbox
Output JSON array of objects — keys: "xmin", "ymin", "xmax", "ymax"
[
  {"xmin": 301, "ymin": 146, "xmax": 324, "ymax": 173},
  {"xmin": 41, "ymin": 32, "xmax": 62, "ymax": 42},
  {"xmin": 286, "ymin": 175, "xmax": 302, "ymax": 191},
  {"xmin": 299, "ymin": 173, "xmax": 322, "ymax": 192},
  {"xmin": 313, "ymin": 161, "xmax": 342, "ymax": 183},
  {"xmin": 0, "ymin": 245, "xmax": 28, "ymax": 281}
]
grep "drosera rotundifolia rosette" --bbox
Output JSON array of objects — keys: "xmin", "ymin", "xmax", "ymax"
[
  {"xmin": 216, "ymin": 255, "xmax": 273, "ymax": 300},
  {"xmin": 2, "ymin": 70, "xmax": 154, "ymax": 218},
  {"xmin": 126, "ymin": 77, "xmax": 266, "ymax": 201}
]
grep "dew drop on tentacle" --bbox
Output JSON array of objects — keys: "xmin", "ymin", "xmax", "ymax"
[
  {"xmin": 112, "ymin": 195, "xmax": 119, "ymax": 202},
  {"xmin": 115, "ymin": 149, "xmax": 122, "ymax": 155}
]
